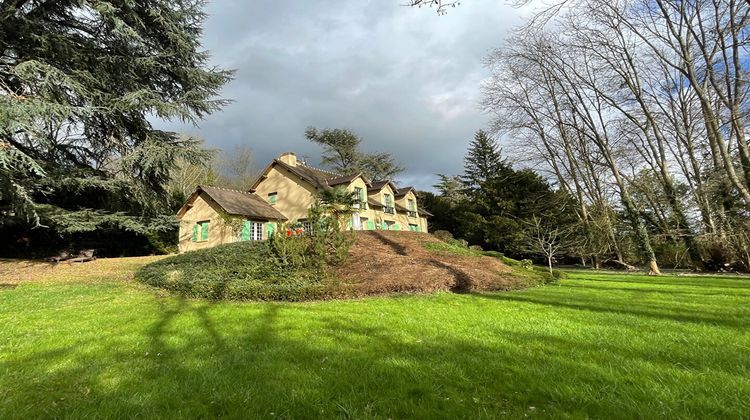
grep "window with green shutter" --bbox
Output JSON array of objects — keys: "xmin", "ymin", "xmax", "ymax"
[
  {"xmin": 241, "ymin": 220, "xmax": 252, "ymax": 241},
  {"xmin": 268, "ymin": 192, "xmax": 278, "ymax": 205},
  {"xmin": 200, "ymin": 221, "xmax": 209, "ymax": 241},
  {"xmin": 192, "ymin": 224, "xmax": 199, "ymax": 241},
  {"xmin": 367, "ymin": 220, "xmax": 375, "ymax": 230}
]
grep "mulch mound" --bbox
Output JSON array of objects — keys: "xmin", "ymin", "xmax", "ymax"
[{"xmin": 333, "ymin": 231, "xmax": 525, "ymax": 296}]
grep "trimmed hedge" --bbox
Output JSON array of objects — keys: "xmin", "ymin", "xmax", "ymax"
[{"xmin": 135, "ymin": 241, "xmax": 334, "ymax": 301}]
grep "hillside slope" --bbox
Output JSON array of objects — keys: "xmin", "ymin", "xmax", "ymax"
[{"xmin": 334, "ymin": 231, "xmax": 536, "ymax": 296}]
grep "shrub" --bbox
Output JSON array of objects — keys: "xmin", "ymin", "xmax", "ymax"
[
  {"xmin": 432, "ymin": 230, "xmax": 454, "ymax": 243},
  {"xmin": 267, "ymin": 201, "xmax": 355, "ymax": 274},
  {"xmin": 423, "ymin": 241, "xmax": 480, "ymax": 257},
  {"xmin": 453, "ymin": 238, "xmax": 469, "ymax": 248},
  {"xmin": 481, "ymin": 250, "xmax": 505, "ymax": 259},
  {"xmin": 469, "ymin": 245, "xmax": 483, "ymax": 251},
  {"xmin": 135, "ymin": 241, "xmax": 336, "ymax": 301},
  {"xmin": 519, "ymin": 259, "xmax": 534, "ymax": 270}
]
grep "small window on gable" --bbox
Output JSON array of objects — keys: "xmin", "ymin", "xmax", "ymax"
[{"xmin": 268, "ymin": 192, "xmax": 278, "ymax": 205}]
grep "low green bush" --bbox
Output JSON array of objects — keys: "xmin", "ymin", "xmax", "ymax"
[
  {"xmin": 432, "ymin": 230, "xmax": 455, "ymax": 243},
  {"xmin": 481, "ymin": 250, "xmax": 504, "ymax": 259},
  {"xmin": 135, "ymin": 241, "xmax": 335, "ymax": 301},
  {"xmin": 423, "ymin": 241, "xmax": 481, "ymax": 256},
  {"xmin": 480, "ymin": 251, "xmax": 566, "ymax": 285},
  {"xmin": 519, "ymin": 259, "xmax": 534, "ymax": 270},
  {"xmin": 529, "ymin": 267, "xmax": 568, "ymax": 284}
]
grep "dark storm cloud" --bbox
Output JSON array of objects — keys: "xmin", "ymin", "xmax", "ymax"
[{"xmin": 157, "ymin": 0, "xmax": 523, "ymax": 190}]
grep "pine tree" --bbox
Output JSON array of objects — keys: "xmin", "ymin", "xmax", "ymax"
[
  {"xmin": 462, "ymin": 130, "xmax": 507, "ymax": 190},
  {"xmin": 306, "ymin": 126, "xmax": 403, "ymax": 181},
  {"xmin": 0, "ymin": 1, "xmax": 231, "ymax": 241}
]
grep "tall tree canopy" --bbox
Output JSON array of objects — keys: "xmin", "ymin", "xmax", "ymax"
[
  {"xmin": 0, "ymin": 0, "xmax": 232, "ymax": 227},
  {"xmin": 462, "ymin": 129, "xmax": 507, "ymax": 190},
  {"xmin": 305, "ymin": 126, "xmax": 403, "ymax": 181},
  {"xmin": 477, "ymin": 0, "xmax": 750, "ymax": 272},
  {"xmin": 424, "ymin": 129, "xmax": 573, "ymax": 257},
  {"xmin": 304, "ymin": 127, "xmax": 361, "ymax": 174}
]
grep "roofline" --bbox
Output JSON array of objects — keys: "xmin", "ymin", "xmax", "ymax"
[
  {"xmin": 250, "ymin": 159, "xmax": 372, "ymax": 192},
  {"xmin": 176, "ymin": 188, "xmax": 201, "ymax": 218},
  {"xmin": 178, "ymin": 185, "xmax": 288, "ymax": 221},
  {"xmin": 395, "ymin": 186, "xmax": 416, "ymax": 197},
  {"xmin": 369, "ymin": 180, "xmax": 399, "ymax": 193}
]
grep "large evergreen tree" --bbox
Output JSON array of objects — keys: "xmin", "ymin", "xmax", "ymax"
[
  {"xmin": 0, "ymin": 0, "xmax": 231, "ymax": 254},
  {"xmin": 305, "ymin": 126, "xmax": 403, "ymax": 181},
  {"xmin": 462, "ymin": 130, "xmax": 507, "ymax": 190}
]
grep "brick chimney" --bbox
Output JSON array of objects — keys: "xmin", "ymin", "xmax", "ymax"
[{"xmin": 277, "ymin": 152, "xmax": 297, "ymax": 167}]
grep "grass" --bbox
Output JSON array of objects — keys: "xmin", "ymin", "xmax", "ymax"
[
  {"xmin": 1, "ymin": 260, "xmax": 749, "ymax": 418},
  {"xmin": 422, "ymin": 240, "xmax": 563, "ymax": 282}
]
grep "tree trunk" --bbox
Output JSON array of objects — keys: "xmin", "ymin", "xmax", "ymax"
[
  {"xmin": 548, "ymin": 256, "xmax": 553, "ymax": 276},
  {"xmin": 648, "ymin": 260, "xmax": 662, "ymax": 276}
]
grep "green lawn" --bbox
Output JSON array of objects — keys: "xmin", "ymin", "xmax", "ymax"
[{"xmin": 1, "ymin": 264, "xmax": 749, "ymax": 419}]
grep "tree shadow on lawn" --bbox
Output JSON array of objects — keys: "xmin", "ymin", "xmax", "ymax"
[
  {"xmin": 476, "ymin": 290, "xmax": 750, "ymax": 329},
  {"xmin": 560, "ymin": 282, "xmax": 750, "ymax": 298},
  {"xmin": 2, "ymin": 297, "xmax": 748, "ymax": 418},
  {"xmin": 577, "ymin": 276, "xmax": 750, "ymax": 290}
]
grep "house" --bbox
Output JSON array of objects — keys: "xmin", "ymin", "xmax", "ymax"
[{"xmin": 177, "ymin": 152, "xmax": 431, "ymax": 252}]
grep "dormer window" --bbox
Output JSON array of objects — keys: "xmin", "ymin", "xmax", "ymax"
[
  {"xmin": 407, "ymin": 199, "xmax": 417, "ymax": 218},
  {"xmin": 383, "ymin": 194, "xmax": 395, "ymax": 214}
]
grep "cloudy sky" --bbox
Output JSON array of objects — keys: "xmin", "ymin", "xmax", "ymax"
[{"xmin": 158, "ymin": 0, "xmax": 526, "ymax": 190}]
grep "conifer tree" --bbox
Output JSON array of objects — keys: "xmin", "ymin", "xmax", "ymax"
[
  {"xmin": 462, "ymin": 130, "xmax": 507, "ymax": 190},
  {"xmin": 0, "ymin": 0, "xmax": 232, "ymax": 231},
  {"xmin": 305, "ymin": 126, "xmax": 403, "ymax": 181}
]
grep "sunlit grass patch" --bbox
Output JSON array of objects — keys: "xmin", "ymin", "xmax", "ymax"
[{"xmin": 0, "ymin": 261, "xmax": 748, "ymax": 418}]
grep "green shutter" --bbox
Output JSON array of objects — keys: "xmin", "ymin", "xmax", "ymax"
[
  {"xmin": 367, "ymin": 220, "xmax": 375, "ymax": 230},
  {"xmin": 393, "ymin": 223, "xmax": 400, "ymax": 230},
  {"xmin": 241, "ymin": 220, "xmax": 252, "ymax": 241},
  {"xmin": 192, "ymin": 224, "xmax": 199, "ymax": 241},
  {"xmin": 416, "ymin": 225, "xmax": 421, "ymax": 232},
  {"xmin": 381, "ymin": 222, "xmax": 387, "ymax": 230},
  {"xmin": 266, "ymin": 222, "xmax": 275, "ymax": 238},
  {"xmin": 347, "ymin": 220, "xmax": 352, "ymax": 230},
  {"xmin": 269, "ymin": 193, "xmax": 277, "ymax": 204},
  {"xmin": 201, "ymin": 222, "xmax": 209, "ymax": 241}
]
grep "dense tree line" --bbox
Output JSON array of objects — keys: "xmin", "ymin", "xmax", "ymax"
[
  {"xmin": 421, "ymin": 130, "xmax": 577, "ymax": 260},
  {"xmin": 476, "ymin": 0, "xmax": 750, "ymax": 272}
]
